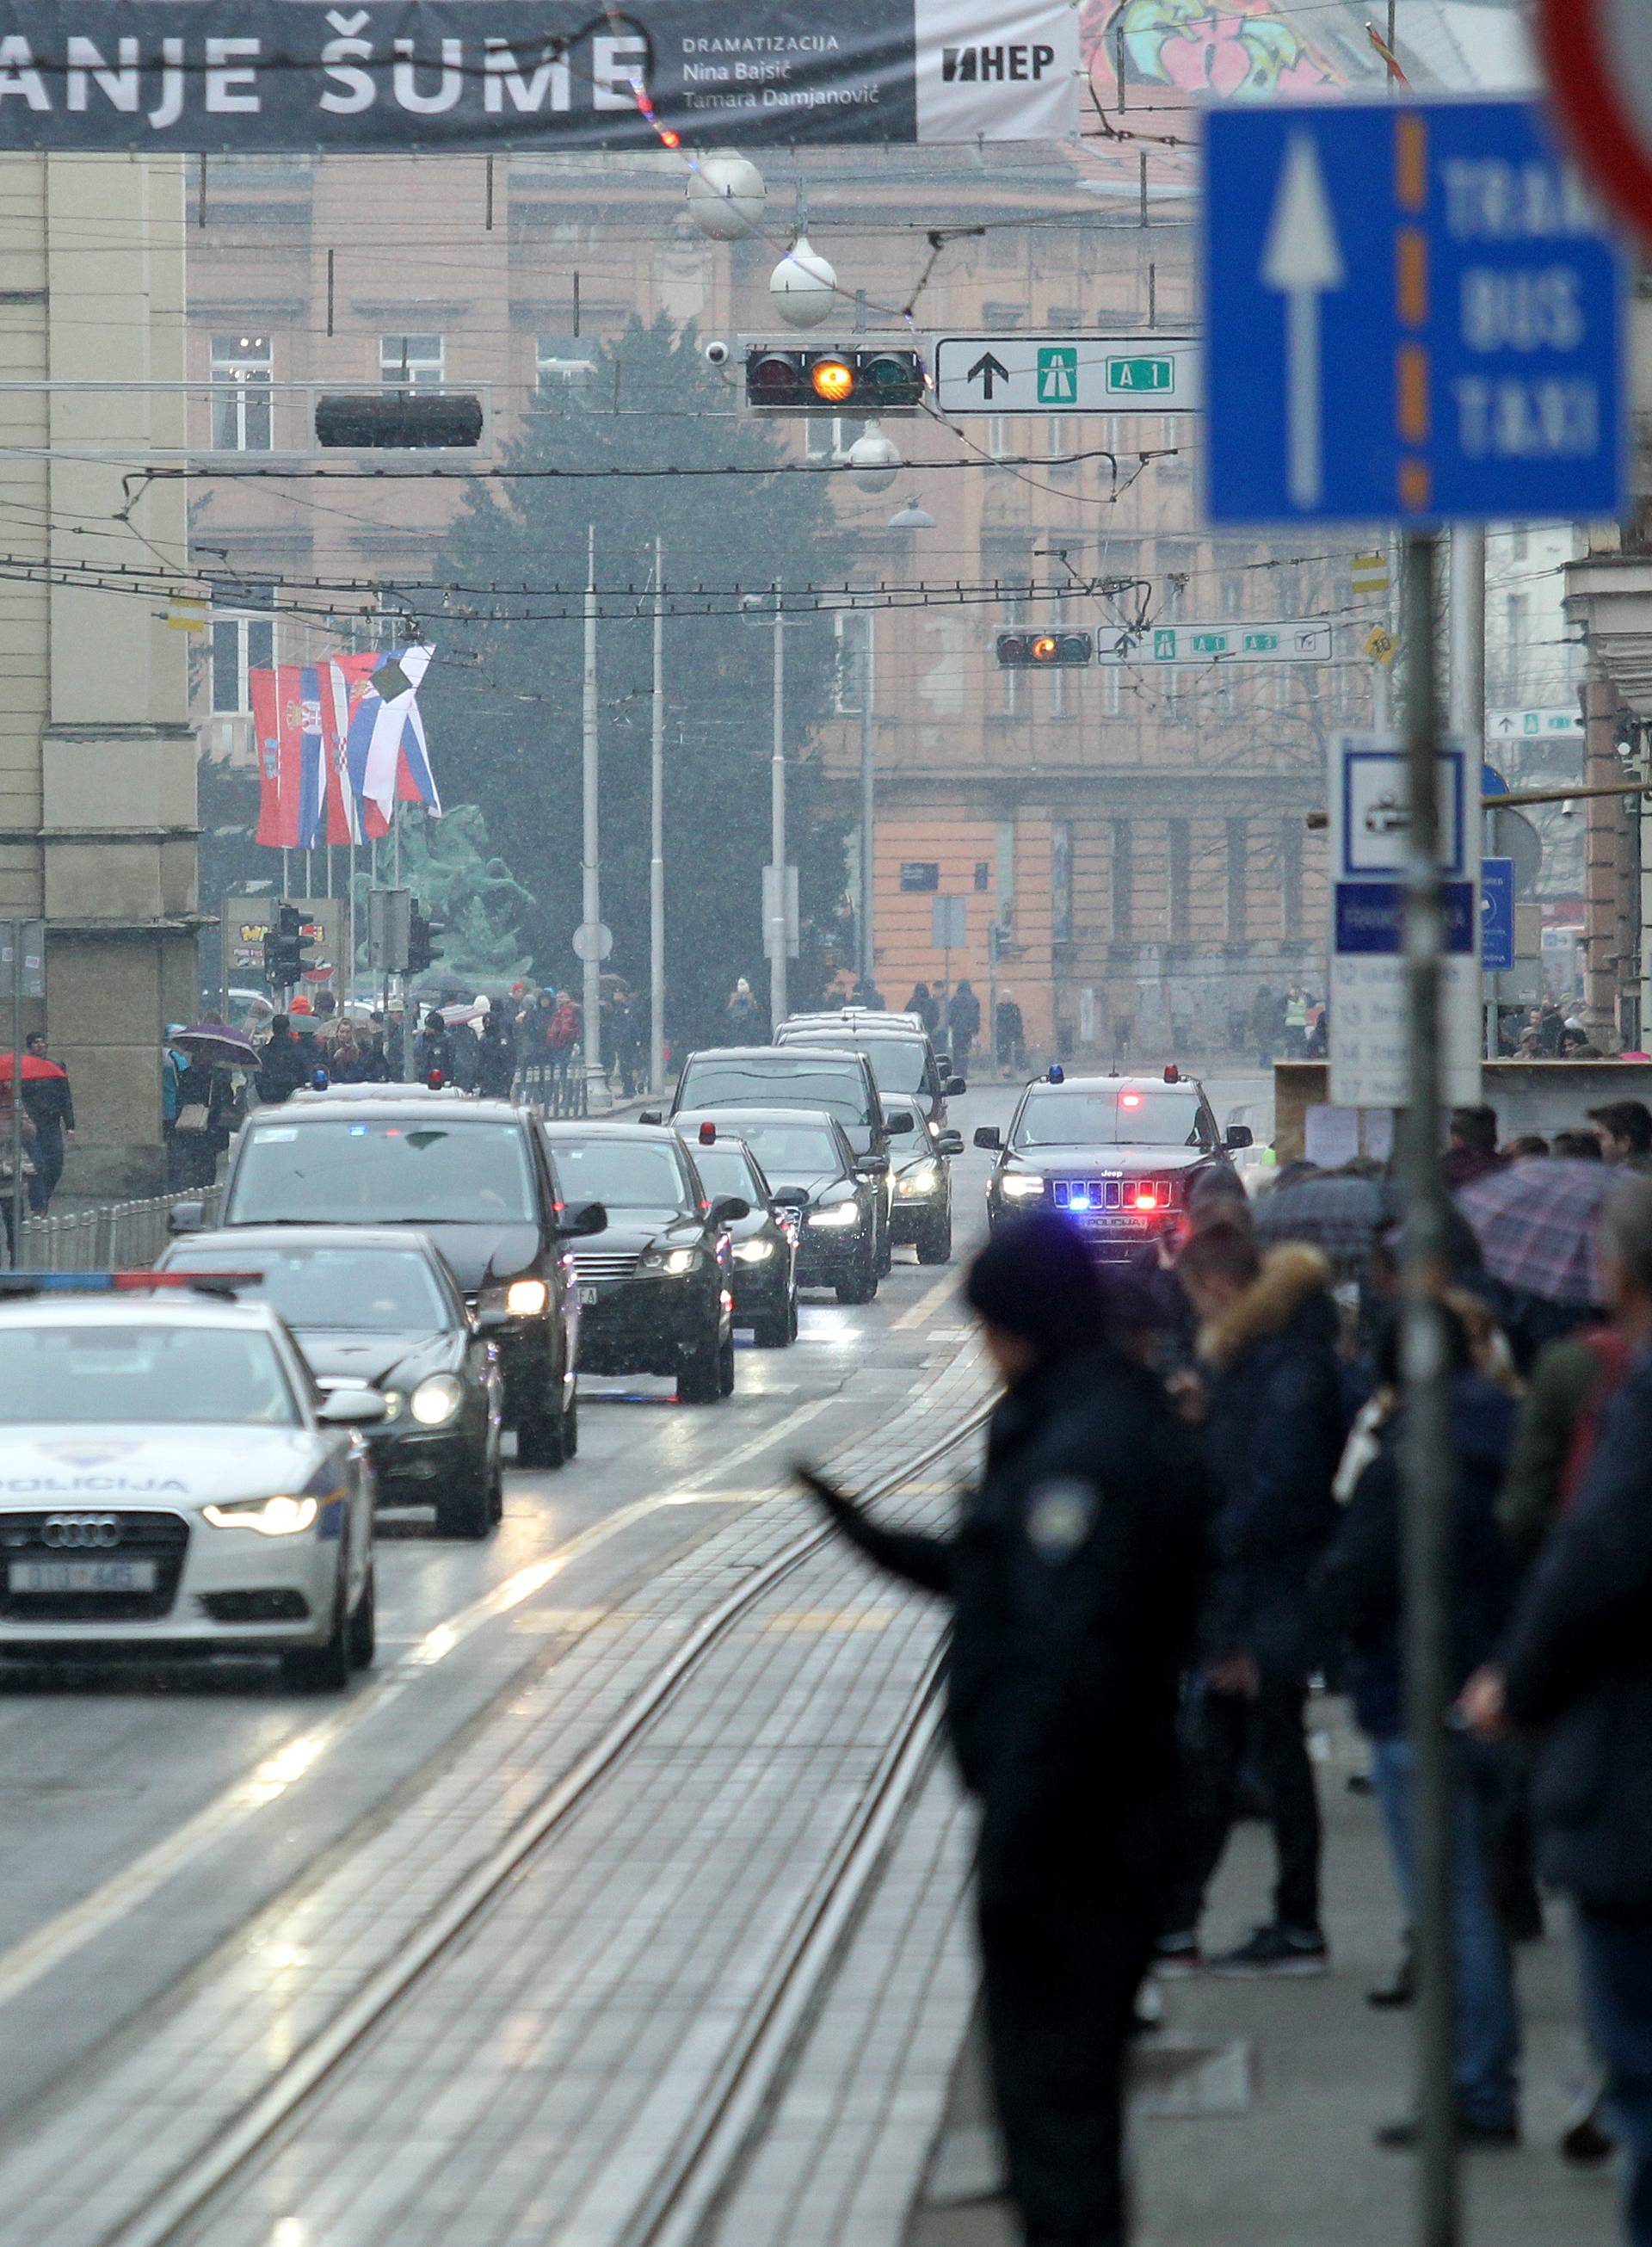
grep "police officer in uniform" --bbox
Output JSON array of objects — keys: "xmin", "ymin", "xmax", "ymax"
[{"xmin": 804, "ymin": 1213, "xmax": 1207, "ymax": 2247}]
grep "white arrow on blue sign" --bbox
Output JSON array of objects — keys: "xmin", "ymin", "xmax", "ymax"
[{"xmin": 1204, "ymin": 99, "xmax": 1626, "ymax": 526}]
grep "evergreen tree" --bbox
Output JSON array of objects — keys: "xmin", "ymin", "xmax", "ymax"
[{"xmin": 416, "ymin": 314, "xmax": 854, "ymax": 1046}]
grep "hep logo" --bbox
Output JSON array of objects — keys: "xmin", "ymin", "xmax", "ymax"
[{"xmin": 940, "ymin": 43, "xmax": 1055, "ymax": 82}]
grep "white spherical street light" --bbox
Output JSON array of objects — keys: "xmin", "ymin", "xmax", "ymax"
[
  {"xmin": 686, "ymin": 153, "xmax": 766, "ymax": 241},
  {"xmin": 770, "ymin": 235, "xmax": 836, "ymax": 330},
  {"xmin": 847, "ymin": 423, "xmax": 903, "ymax": 492}
]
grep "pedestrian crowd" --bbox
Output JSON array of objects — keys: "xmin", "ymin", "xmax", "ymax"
[{"xmin": 811, "ymin": 1091, "xmax": 1652, "ymax": 2247}]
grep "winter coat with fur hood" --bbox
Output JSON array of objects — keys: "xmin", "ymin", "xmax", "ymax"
[{"xmin": 1197, "ymin": 1244, "xmax": 1347, "ymax": 1678}]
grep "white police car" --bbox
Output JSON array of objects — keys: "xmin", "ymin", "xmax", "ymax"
[{"xmin": 0, "ymin": 1275, "xmax": 381, "ymax": 1688}]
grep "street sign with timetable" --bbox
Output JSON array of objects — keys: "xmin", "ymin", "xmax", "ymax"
[
  {"xmin": 933, "ymin": 334, "xmax": 1200, "ymax": 416},
  {"xmin": 1204, "ymin": 99, "xmax": 1626, "ymax": 525},
  {"xmin": 1094, "ymin": 620, "xmax": 1331, "ymax": 665},
  {"xmin": 1481, "ymin": 855, "xmax": 1516, "ymax": 973}
]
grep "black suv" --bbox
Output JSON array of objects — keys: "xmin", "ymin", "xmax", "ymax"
[
  {"xmin": 977, "ymin": 1068, "xmax": 1251, "ymax": 1259},
  {"xmin": 542, "ymin": 1122, "xmax": 745, "ymax": 1403},
  {"xmin": 180, "ymin": 1092, "xmax": 604, "ymax": 1466}
]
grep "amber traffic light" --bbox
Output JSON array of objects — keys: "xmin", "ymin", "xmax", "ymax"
[
  {"xmin": 996, "ymin": 631, "xmax": 1094, "ymax": 667},
  {"xmin": 744, "ymin": 347, "xmax": 928, "ymax": 414}
]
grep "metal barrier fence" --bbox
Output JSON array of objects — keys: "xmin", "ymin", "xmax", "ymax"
[
  {"xmin": 12, "ymin": 1185, "xmax": 222, "ymax": 1274},
  {"xmin": 515, "ymin": 1059, "xmax": 592, "ymax": 1117}
]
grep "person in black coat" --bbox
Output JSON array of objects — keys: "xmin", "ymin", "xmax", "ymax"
[
  {"xmin": 1465, "ymin": 1178, "xmax": 1652, "ymax": 2242},
  {"xmin": 904, "ymin": 982, "xmax": 940, "ymax": 1036},
  {"xmin": 947, "ymin": 978, "xmax": 982, "ymax": 1071},
  {"xmin": 1159, "ymin": 1223, "xmax": 1346, "ymax": 1974},
  {"xmin": 806, "ymin": 1212, "xmax": 1208, "ymax": 2247},
  {"xmin": 1316, "ymin": 1309, "xmax": 1522, "ymax": 2145},
  {"xmin": 476, "ymin": 1009, "xmax": 516, "ymax": 1099},
  {"xmin": 255, "ymin": 1016, "xmax": 308, "ymax": 1108}
]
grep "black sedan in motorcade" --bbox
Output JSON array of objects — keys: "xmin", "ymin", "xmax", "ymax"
[
  {"xmin": 156, "ymin": 1225, "xmax": 504, "ymax": 1537},
  {"xmin": 976, "ymin": 1066, "xmax": 1252, "ymax": 1260},
  {"xmin": 674, "ymin": 1107, "xmax": 885, "ymax": 1305},
  {"xmin": 178, "ymin": 1092, "xmax": 605, "ymax": 1468},
  {"xmin": 674, "ymin": 1121, "xmax": 798, "ymax": 1347},
  {"xmin": 775, "ymin": 1015, "xmax": 965, "ymax": 1126},
  {"xmin": 542, "ymin": 1122, "xmax": 745, "ymax": 1403},
  {"xmin": 878, "ymin": 1092, "xmax": 965, "ymax": 1264},
  {"xmin": 653, "ymin": 1045, "xmax": 908, "ymax": 1273}
]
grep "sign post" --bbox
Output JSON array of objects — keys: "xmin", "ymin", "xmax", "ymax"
[{"xmin": 1205, "ymin": 93, "xmax": 1625, "ymax": 2247}]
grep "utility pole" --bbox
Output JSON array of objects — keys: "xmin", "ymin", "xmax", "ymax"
[
  {"xmin": 650, "ymin": 535, "xmax": 666, "ymax": 1096},
  {"xmin": 1449, "ymin": 528, "xmax": 1488, "ymax": 1049},
  {"xmin": 582, "ymin": 525, "xmax": 607, "ymax": 1110},
  {"xmin": 768, "ymin": 582, "xmax": 788, "ymax": 1034},
  {"xmin": 859, "ymin": 615, "xmax": 876, "ymax": 991}
]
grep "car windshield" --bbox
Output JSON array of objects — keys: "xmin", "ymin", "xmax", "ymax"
[
  {"xmin": 1014, "ymin": 1088, "xmax": 1204, "ymax": 1149},
  {"xmin": 164, "ymin": 1245, "xmax": 451, "ymax": 1333},
  {"xmin": 676, "ymin": 1057, "xmax": 868, "ymax": 1127},
  {"xmin": 0, "ymin": 1324, "xmax": 299, "ymax": 1425},
  {"xmin": 789, "ymin": 1035, "xmax": 926, "ymax": 1095},
  {"xmin": 735, "ymin": 1122, "xmax": 843, "ymax": 1177},
  {"xmin": 551, "ymin": 1139, "xmax": 690, "ymax": 1211},
  {"xmin": 689, "ymin": 1146, "xmax": 762, "ymax": 1201},
  {"xmin": 228, "ymin": 1119, "xmax": 536, "ymax": 1225}
]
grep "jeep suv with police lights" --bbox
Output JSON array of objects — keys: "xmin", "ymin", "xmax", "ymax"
[{"xmin": 976, "ymin": 1069, "xmax": 1251, "ymax": 1259}]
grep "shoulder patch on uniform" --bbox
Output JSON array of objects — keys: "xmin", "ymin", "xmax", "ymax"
[{"xmin": 1024, "ymin": 1477, "xmax": 1099, "ymax": 1562}]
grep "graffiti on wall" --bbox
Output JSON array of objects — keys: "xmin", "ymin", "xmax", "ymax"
[{"xmin": 1082, "ymin": 0, "xmax": 1345, "ymax": 97}]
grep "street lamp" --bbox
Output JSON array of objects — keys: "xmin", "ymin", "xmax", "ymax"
[
  {"xmin": 847, "ymin": 422, "xmax": 902, "ymax": 492},
  {"xmin": 770, "ymin": 235, "xmax": 836, "ymax": 329},
  {"xmin": 686, "ymin": 153, "xmax": 766, "ymax": 239},
  {"xmin": 886, "ymin": 496, "xmax": 937, "ymax": 530}
]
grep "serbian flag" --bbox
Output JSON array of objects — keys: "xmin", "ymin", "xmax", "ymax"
[
  {"xmin": 294, "ymin": 665, "xmax": 329, "ymax": 849},
  {"xmin": 344, "ymin": 645, "xmax": 441, "ymax": 826},
  {"xmin": 250, "ymin": 666, "xmax": 299, "ymax": 847}
]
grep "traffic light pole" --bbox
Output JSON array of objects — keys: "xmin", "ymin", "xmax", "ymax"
[
  {"xmin": 768, "ymin": 583, "xmax": 787, "ymax": 1037},
  {"xmin": 582, "ymin": 527, "xmax": 607, "ymax": 1112},
  {"xmin": 650, "ymin": 537, "xmax": 667, "ymax": 1098}
]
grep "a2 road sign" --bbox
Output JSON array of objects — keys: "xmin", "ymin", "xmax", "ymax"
[
  {"xmin": 1204, "ymin": 99, "xmax": 1626, "ymax": 524},
  {"xmin": 933, "ymin": 334, "xmax": 1200, "ymax": 416}
]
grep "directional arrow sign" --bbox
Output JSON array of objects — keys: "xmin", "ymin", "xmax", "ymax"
[
  {"xmin": 934, "ymin": 334, "xmax": 1201, "ymax": 416},
  {"xmin": 1094, "ymin": 620, "xmax": 1333, "ymax": 664},
  {"xmin": 1261, "ymin": 132, "xmax": 1345, "ymax": 511}
]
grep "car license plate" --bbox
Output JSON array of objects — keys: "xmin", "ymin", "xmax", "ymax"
[
  {"xmin": 9, "ymin": 1559, "xmax": 158, "ymax": 1594},
  {"xmin": 578, "ymin": 1286, "xmax": 599, "ymax": 1306}
]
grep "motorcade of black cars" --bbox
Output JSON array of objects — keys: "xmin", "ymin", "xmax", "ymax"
[
  {"xmin": 674, "ymin": 1122, "xmax": 798, "ymax": 1347},
  {"xmin": 179, "ymin": 1093, "xmax": 603, "ymax": 1468},
  {"xmin": 156, "ymin": 1226, "xmax": 503, "ymax": 1537},
  {"xmin": 775, "ymin": 1014, "xmax": 965, "ymax": 1126},
  {"xmin": 878, "ymin": 1092, "xmax": 964, "ymax": 1263},
  {"xmin": 542, "ymin": 1122, "xmax": 743, "ymax": 1402},
  {"xmin": 976, "ymin": 1066, "xmax": 1251, "ymax": 1260},
  {"xmin": 673, "ymin": 1106, "xmax": 885, "ymax": 1305}
]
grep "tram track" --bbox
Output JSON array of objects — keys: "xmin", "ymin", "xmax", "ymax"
[{"xmin": 91, "ymin": 1396, "xmax": 989, "ymax": 2247}]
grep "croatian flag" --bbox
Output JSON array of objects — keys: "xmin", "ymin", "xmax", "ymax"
[
  {"xmin": 342, "ymin": 645, "xmax": 441, "ymax": 827},
  {"xmin": 324, "ymin": 662, "xmax": 363, "ymax": 845}
]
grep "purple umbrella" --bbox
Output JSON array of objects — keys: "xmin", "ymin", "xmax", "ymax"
[{"xmin": 1456, "ymin": 1157, "xmax": 1616, "ymax": 1307}]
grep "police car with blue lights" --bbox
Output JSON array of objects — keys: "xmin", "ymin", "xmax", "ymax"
[
  {"xmin": 975, "ymin": 1066, "xmax": 1252, "ymax": 1258},
  {"xmin": 0, "ymin": 1272, "xmax": 381, "ymax": 1688}
]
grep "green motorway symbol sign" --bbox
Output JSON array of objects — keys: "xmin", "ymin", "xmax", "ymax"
[
  {"xmin": 1153, "ymin": 628, "xmax": 1177, "ymax": 659},
  {"xmin": 1106, "ymin": 356, "xmax": 1174, "ymax": 393},
  {"xmin": 1036, "ymin": 346, "xmax": 1077, "ymax": 404}
]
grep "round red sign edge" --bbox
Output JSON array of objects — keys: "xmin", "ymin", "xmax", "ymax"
[{"xmin": 1539, "ymin": 0, "xmax": 1652, "ymax": 237}]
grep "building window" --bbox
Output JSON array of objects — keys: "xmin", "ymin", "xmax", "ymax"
[
  {"xmin": 1513, "ymin": 527, "xmax": 1529, "ymax": 562},
  {"xmin": 1101, "ymin": 664, "xmax": 1123, "ymax": 718},
  {"xmin": 210, "ymin": 333, "xmax": 272, "ymax": 453},
  {"xmin": 1111, "ymin": 821, "xmax": 1132, "ymax": 941},
  {"xmin": 899, "ymin": 861, "xmax": 940, "ymax": 892},
  {"xmin": 1280, "ymin": 816, "xmax": 1303, "ymax": 936},
  {"xmin": 536, "ymin": 333, "xmax": 595, "ymax": 395},
  {"xmin": 380, "ymin": 333, "xmax": 445, "ymax": 386},
  {"xmin": 1051, "ymin": 821, "xmax": 1072, "ymax": 944},
  {"xmin": 211, "ymin": 585, "xmax": 275, "ymax": 713},
  {"xmin": 974, "ymin": 861, "xmax": 990, "ymax": 892},
  {"xmin": 1168, "ymin": 818, "xmax": 1191, "ymax": 941},
  {"xmin": 1227, "ymin": 818, "xmax": 1248, "ymax": 941},
  {"xmin": 833, "ymin": 610, "xmax": 870, "ymax": 714}
]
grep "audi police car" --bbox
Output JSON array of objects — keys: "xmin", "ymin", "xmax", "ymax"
[{"xmin": 0, "ymin": 1275, "xmax": 381, "ymax": 1688}]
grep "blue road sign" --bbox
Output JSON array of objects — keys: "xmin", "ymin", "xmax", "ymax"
[
  {"xmin": 1205, "ymin": 99, "xmax": 1626, "ymax": 525},
  {"xmin": 1481, "ymin": 855, "xmax": 1515, "ymax": 972},
  {"xmin": 1482, "ymin": 764, "xmax": 1508, "ymax": 799},
  {"xmin": 1335, "ymin": 881, "xmax": 1476, "ymax": 956}
]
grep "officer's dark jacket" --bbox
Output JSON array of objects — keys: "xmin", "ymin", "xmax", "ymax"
[
  {"xmin": 830, "ymin": 1343, "xmax": 1207, "ymax": 1813},
  {"xmin": 1502, "ymin": 1346, "xmax": 1652, "ymax": 1910}
]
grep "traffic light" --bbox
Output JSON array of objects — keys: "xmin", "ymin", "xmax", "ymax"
[
  {"xmin": 314, "ymin": 394, "xmax": 484, "ymax": 448},
  {"xmin": 996, "ymin": 630, "xmax": 1094, "ymax": 668},
  {"xmin": 265, "ymin": 902, "xmax": 317, "ymax": 992},
  {"xmin": 744, "ymin": 347, "xmax": 928, "ymax": 415},
  {"xmin": 407, "ymin": 901, "xmax": 445, "ymax": 978}
]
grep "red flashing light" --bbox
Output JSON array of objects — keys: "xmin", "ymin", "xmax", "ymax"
[
  {"xmin": 1133, "ymin": 1185, "xmax": 1157, "ymax": 1210},
  {"xmin": 1120, "ymin": 1090, "xmax": 1143, "ymax": 1108},
  {"xmin": 659, "ymin": 128, "xmax": 681, "ymax": 148},
  {"xmin": 1163, "ymin": 1063, "xmax": 1180, "ymax": 1084},
  {"xmin": 427, "ymin": 1068, "xmax": 445, "ymax": 1090},
  {"xmin": 699, "ymin": 1120, "xmax": 717, "ymax": 1145}
]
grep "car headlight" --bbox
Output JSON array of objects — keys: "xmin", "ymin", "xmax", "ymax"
[
  {"xmin": 642, "ymin": 1245, "xmax": 700, "ymax": 1275},
  {"xmin": 504, "ymin": 1277, "xmax": 548, "ymax": 1317},
  {"xmin": 733, "ymin": 1239, "xmax": 775, "ymax": 1264},
  {"xmin": 808, "ymin": 1201, "xmax": 861, "ymax": 1229},
  {"xmin": 379, "ymin": 1388, "xmax": 405, "ymax": 1421},
  {"xmin": 1000, "ymin": 1172, "xmax": 1046, "ymax": 1201},
  {"xmin": 897, "ymin": 1162, "xmax": 941, "ymax": 1196},
  {"xmin": 202, "ymin": 1494, "xmax": 320, "ymax": 1537},
  {"xmin": 410, "ymin": 1374, "xmax": 465, "ymax": 1427}
]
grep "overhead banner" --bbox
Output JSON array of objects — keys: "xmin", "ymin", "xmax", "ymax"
[{"xmin": 0, "ymin": 0, "xmax": 1078, "ymax": 151}]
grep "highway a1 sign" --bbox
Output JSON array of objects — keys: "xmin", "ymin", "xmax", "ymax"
[
  {"xmin": 1487, "ymin": 707, "xmax": 1583, "ymax": 739},
  {"xmin": 1095, "ymin": 620, "xmax": 1331, "ymax": 665},
  {"xmin": 933, "ymin": 335, "xmax": 1200, "ymax": 416},
  {"xmin": 1327, "ymin": 735, "xmax": 1482, "ymax": 1106},
  {"xmin": 1204, "ymin": 99, "xmax": 1626, "ymax": 524}
]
